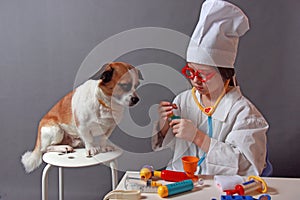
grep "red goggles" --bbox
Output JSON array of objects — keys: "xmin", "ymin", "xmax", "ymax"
[{"xmin": 181, "ymin": 65, "xmax": 216, "ymax": 82}]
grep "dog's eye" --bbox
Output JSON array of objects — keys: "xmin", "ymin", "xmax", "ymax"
[{"xmin": 118, "ymin": 83, "xmax": 132, "ymax": 92}]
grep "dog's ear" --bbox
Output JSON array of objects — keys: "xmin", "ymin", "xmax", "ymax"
[
  {"xmin": 89, "ymin": 63, "xmax": 114, "ymax": 83},
  {"xmin": 100, "ymin": 67, "xmax": 114, "ymax": 83},
  {"xmin": 129, "ymin": 65, "xmax": 143, "ymax": 81},
  {"xmin": 89, "ymin": 63, "xmax": 108, "ymax": 80}
]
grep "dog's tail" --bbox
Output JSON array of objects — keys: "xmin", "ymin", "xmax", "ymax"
[
  {"xmin": 21, "ymin": 149, "xmax": 42, "ymax": 173},
  {"xmin": 21, "ymin": 127, "xmax": 43, "ymax": 173}
]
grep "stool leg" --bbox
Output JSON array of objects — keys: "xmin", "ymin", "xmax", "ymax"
[
  {"xmin": 42, "ymin": 164, "xmax": 52, "ymax": 200},
  {"xmin": 109, "ymin": 160, "xmax": 118, "ymax": 190},
  {"xmin": 59, "ymin": 167, "xmax": 64, "ymax": 200}
]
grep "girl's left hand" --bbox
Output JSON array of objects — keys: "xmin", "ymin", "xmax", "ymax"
[{"xmin": 169, "ymin": 119, "xmax": 198, "ymax": 142}]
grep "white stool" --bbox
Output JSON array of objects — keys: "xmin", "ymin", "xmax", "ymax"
[{"xmin": 42, "ymin": 148, "xmax": 123, "ymax": 200}]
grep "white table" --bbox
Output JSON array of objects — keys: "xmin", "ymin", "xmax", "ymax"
[
  {"xmin": 116, "ymin": 171, "xmax": 300, "ymax": 200},
  {"xmin": 42, "ymin": 148, "xmax": 123, "ymax": 200}
]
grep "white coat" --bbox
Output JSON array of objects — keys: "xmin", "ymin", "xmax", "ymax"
[{"xmin": 152, "ymin": 87, "xmax": 268, "ymax": 176}]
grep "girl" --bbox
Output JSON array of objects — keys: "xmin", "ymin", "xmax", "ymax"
[{"xmin": 152, "ymin": 0, "xmax": 271, "ymax": 176}]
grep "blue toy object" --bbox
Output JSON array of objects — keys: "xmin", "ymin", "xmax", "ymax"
[
  {"xmin": 221, "ymin": 194, "xmax": 271, "ymax": 200},
  {"xmin": 221, "ymin": 196, "xmax": 253, "ymax": 200},
  {"xmin": 157, "ymin": 179, "xmax": 194, "ymax": 198}
]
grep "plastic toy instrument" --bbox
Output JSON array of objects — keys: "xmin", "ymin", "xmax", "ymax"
[
  {"xmin": 140, "ymin": 167, "xmax": 192, "ymax": 182},
  {"xmin": 125, "ymin": 176, "xmax": 161, "ymax": 193},
  {"xmin": 153, "ymin": 170, "xmax": 192, "ymax": 182},
  {"xmin": 226, "ymin": 176, "xmax": 268, "ymax": 195},
  {"xmin": 181, "ymin": 156, "xmax": 199, "ymax": 180},
  {"xmin": 220, "ymin": 194, "xmax": 271, "ymax": 200},
  {"xmin": 168, "ymin": 103, "xmax": 180, "ymax": 120},
  {"xmin": 157, "ymin": 179, "xmax": 194, "ymax": 198}
]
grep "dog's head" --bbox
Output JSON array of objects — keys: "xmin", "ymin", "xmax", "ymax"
[{"xmin": 90, "ymin": 62, "xmax": 143, "ymax": 106}]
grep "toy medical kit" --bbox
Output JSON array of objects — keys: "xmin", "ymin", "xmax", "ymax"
[
  {"xmin": 182, "ymin": 65, "xmax": 217, "ymax": 82},
  {"xmin": 140, "ymin": 155, "xmax": 202, "ymax": 182},
  {"xmin": 103, "ymin": 190, "xmax": 141, "ymax": 200},
  {"xmin": 126, "ymin": 176, "xmax": 162, "ymax": 187},
  {"xmin": 225, "ymin": 176, "xmax": 268, "ymax": 195},
  {"xmin": 172, "ymin": 103, "xmax": 178, "ymax": 109},
  {"xmin": 214, "ymin": 175, "xmax": 244, "ymax": 191},
  {"xmin": 168, "ymin": 103, "xmax": 180, "ymax": 121},
  {"xmin": 157, "ymin": 179, "xmax": 194, "ymax": 198},
  {"xmin": 125, "ymin": 182, "xmax": 158, "ymax": 193},
  {"xmin": 168, "ymin": 113, "xmax": 181, "ymax": 120},
  {"xmin": 125, "ymin": 175, "xmax": 161, "ymax": 193},
  {"xmin": 153, "ymin": 169, "xmax": 192, "ymax": 182},
  {"xmin": 257, "ymin": 194, "xmax": 271, "ymax": 200},
  {"xmin": 197, "ymin": 177, "xmax": 204, "ymax": 185},
  {"xmin": 220, "ymin": 194, "xmax": 271, "ymax": 200},
  {"xmin": 126, "ymin": 185, "xmax": 158, "ymax": 193},
  {"xmin": 181, "ymin": 156, "xmax": 199, "ymax": 180},
  {"xmin": 140, "ymin": 164, "xmax": 197, "ymax": 182},
  {"xmin": 140, "ymin": 165, "xmax": 154, "ymax": 180}
]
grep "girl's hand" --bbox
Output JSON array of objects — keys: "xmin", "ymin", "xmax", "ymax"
[
  {"xmin": 169, "ymin": 119, "xmax": 198, "ymax": 142},
  {"xmin": 157, "ymin": 101, "xmax": 174, "ymax": 135}
]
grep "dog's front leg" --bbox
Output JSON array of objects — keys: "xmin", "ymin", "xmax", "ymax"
[
  {"xmin": 78, "ymin": 127, "xmax": 101, "ymax": 156},
  {"xmin": 98, "ymin": 134, "xmax": 115, "ymax": 152}
]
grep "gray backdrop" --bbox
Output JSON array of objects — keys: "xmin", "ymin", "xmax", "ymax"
[{"xmin": 0, "ymin": 0, "xmax": 299, "ymax": 199}]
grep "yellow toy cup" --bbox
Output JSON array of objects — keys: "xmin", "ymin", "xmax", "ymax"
[{"xmin": 181, "ymin": 156, "xmax": 199, "ymax": 178}]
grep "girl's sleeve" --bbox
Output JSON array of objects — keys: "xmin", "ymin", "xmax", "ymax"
[
  {"xmin": 152, "ymin": 121, "xmax": 176, "ymax": 151},
  {"xmin": 151, "ymin": 96, "xmax": 182, "ymax": 151}
]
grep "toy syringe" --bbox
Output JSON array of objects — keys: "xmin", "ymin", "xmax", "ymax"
[
  {"xmin": 125, "ymin": 176, "xmax": 162, "ymax": 193},
  {"xmin": 158, "ymin": 179, "xmax": 194, "ymax": 198},
  {"xmin": 140, "ymin": 166, "xmax": 197, "ymax": 182},
  {"xmin": 125, "ymin": 176, "xmax": 200, "ymax": 197}
]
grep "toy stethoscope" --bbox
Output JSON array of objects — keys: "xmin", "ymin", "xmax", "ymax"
[{"xmin": 191, "ymin": 79, "xmax": 230, "ymax": 167}]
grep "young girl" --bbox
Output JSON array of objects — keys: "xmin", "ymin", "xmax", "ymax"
[{"xmin": 152, "ymin": 0, "xmax": 271, "ymax": 176}]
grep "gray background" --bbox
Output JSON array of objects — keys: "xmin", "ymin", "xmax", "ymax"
[{"xmin": 0, "ymin": 0, "xmax": 299, "ymax": 199}]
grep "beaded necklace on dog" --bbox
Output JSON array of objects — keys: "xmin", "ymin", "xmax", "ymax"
[{"xmin": 191, "ymin": 80, "xmax": 230, "ymax": 166}]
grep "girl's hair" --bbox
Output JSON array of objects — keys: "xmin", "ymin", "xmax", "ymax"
[{"xmin": 217, "ymin": 67, "xmax": 237, "ymax": 86}]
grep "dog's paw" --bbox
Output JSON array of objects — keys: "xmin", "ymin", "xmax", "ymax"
[
  {"xmin": 47, "ymin": 145, "xmax": 74, "ymax": 153},
  {"xmin": 86, "ymin": 146, "xmax": 101, "ymax": 156},
  {"xmin": 101, "ymin": 145, "xmax": 115, "ymax": 152}
]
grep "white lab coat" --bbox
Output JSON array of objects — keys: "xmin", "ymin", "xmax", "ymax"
[{"xmin": 152, "ymin": 87, "xmax": 268, "ymax": 176}]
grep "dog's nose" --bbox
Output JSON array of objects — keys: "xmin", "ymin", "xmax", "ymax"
[{"xmin": 130, "ymin": 96, "xmax": 139, "ymax": 105}]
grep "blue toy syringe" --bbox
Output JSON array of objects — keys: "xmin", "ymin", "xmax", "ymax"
[{"xmin": 157, "ymin": 179, "xmax": 194, "ymax": 198}]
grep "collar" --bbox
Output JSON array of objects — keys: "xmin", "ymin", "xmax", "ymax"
[
  {"xmin": 98, "ymin": 99, "xmax": 111, "ymax": 109},
  {"xmin": 95, "ymin": 83, "xmax": 111, "ymax": 109}
]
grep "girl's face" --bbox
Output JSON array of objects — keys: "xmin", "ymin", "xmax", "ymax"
[{"xmin": 186, "ymin": 63, "xmax": 224, "ymax": 95}]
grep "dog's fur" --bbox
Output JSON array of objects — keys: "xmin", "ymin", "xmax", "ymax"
[{"xmin": 21, "ymin": 62, "xmax": 142, "ymax": 173}]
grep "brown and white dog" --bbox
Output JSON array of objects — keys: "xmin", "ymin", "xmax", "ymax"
[{"xmin": 21, "ymin": 62, "xmax": 142, "ymax": 173}]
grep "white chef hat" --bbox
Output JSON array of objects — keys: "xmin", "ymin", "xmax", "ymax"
[{"xmin": 186, "ymin": 0, "xmax": 250, "ymax": 68}]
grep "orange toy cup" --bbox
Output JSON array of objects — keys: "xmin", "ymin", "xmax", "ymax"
[{"xmin": 181, "ymin": 156, "xmax": 199, "ymax": 178}]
